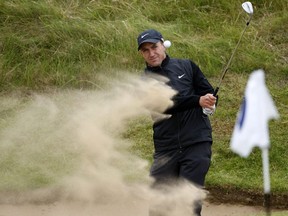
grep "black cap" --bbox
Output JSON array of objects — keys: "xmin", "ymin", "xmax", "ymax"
[{"xmin": 137, "ymin": 29, "xmax": 164, "ymax": 50}]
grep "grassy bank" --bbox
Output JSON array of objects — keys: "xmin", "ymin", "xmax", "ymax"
[{"xmin": 0, "ymin": 0, "xmax": 287, "ymax": 207}]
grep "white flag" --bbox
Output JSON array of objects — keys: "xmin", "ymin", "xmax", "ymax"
[{"xmin": 230, "ymin": 69, "xmax": 279, "ymax": 157}]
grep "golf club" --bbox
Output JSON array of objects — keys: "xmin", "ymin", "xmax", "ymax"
[{"xmin": 213, "ymin": 1, "xmax": 254, "ymax": 97}]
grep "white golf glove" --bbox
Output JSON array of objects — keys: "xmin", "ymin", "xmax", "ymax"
[{"xmin": 203, "ymin": 104, "xmax": 216, "ymax": 116}]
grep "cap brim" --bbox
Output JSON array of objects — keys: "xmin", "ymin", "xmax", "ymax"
[{"xmin": 138, "ymin": 39, "xmax": 161, "ymax": 50}]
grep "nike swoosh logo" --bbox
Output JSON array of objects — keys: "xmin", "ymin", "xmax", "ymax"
[
  {"xmin": 141, "ymin": 33, "xmax": 149, "ymax": 38},
  {"xmin": 178, "ymin": 74, "xmax": 185, "ymax": 79}
]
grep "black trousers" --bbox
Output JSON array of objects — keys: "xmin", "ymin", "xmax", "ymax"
[{"xmin": 150, "ymin": 141, "xmax": 212, "ymax": 216}]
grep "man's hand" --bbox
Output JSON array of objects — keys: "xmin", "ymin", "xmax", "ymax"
[
  {"xmin": 199, "ymin": 93, "xmax": 217, "ymax": 109},
  {"xmin": 200, "ymin": 93, "xmax": 217, "ymax": 115}
]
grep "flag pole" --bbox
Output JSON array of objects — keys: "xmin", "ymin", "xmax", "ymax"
[{"xmin": 262, "ymin": 147, "xmax": 271, "ymax": 216}]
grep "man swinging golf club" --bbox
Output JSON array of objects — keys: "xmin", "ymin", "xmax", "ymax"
[{"xmin": 137, "ymin": 29, "xmax": 216, "ymax": 216}]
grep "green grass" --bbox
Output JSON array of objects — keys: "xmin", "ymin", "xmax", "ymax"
[
  {"xmin": 251, "ymin": 212, "xmax": 288, "ymax": 216},
  {"xmin": 0, "ymin": 0, "xmax": 287, "ymax": 206}
]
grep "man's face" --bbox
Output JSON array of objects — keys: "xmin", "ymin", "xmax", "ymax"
[{"xmin": 139, "ymin": 42, "xmax": 166, "ymax": 67}]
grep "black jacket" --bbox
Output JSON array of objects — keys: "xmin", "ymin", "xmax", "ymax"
[{"xmin": 145, "ymin": 55, "xmax": 215, "ymax": 152}]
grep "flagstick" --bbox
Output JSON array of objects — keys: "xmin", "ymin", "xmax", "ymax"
[{"xmin": 262, "ymin": 147, "xmax": 271, "ymax": 216}]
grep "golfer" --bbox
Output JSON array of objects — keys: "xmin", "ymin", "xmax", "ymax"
[{"xmin": 137, "ymin": 29, "xmax": 217, "ymax": 216}]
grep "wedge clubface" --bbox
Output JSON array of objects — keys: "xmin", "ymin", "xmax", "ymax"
[
  {"xmin": 213, "ymin": 1, "xmax": 254, "ymax": 97},
  {"xmin": 242, "ymin": 1, "xmax": 254, "ymax": 15}
]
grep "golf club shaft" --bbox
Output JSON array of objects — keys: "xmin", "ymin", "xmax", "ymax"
[{"xmin": 213, "ymin": 15, "xmax": 252, "ymax": 97}]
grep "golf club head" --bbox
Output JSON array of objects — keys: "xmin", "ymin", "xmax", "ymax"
[{"xmin": 242, "ymin": 1, "xmax": 253, "ymax": 15}]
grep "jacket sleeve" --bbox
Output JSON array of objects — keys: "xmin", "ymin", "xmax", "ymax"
[
  {"xmin": 164, "ymin": 94, "xmax": 200, "ymax": 114},
  {"xmin": 164, "ymin": 60, "xmax": 215, "ymax": 114},
  {"xmin": 191, "ymin": 61, "xmax": 215, "ymax": 96}
]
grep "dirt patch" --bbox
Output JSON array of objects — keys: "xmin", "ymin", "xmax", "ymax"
[
  {"xmin": 0, "ymin": 201, "xmax": 286, "ymax": 216},
  {"xmin": 206, "ymin": 185, "xmax": 288, "ymax": 210},
  {"xmin": 202, "ymin": 202, "xmax": 264, "ymax": 216}
]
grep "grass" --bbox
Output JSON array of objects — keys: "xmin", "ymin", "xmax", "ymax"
[
  {"xmin": 0, "ymin": 0, "xmax": 287, "ymax": 206},
  {"xmin": 251, "ymin": 212, "xmax": 288, "ymax": 216}
]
